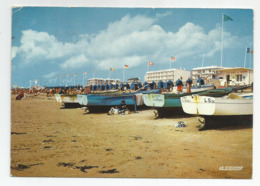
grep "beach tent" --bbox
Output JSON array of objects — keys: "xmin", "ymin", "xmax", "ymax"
[
  {"xmin": 109, "ymin": 83, "xmax": 113, "ymax": 90},
  {"xmin": 158, "ymin": 80, "xmax": 163, "ymax": 89},
  {"xmin": 130, "ymin": 82, "xmax": 135, "ymax": 90},
  {"xmin": 167, "ymin": 80, "xmax": 174, "ymax": 88},
  {"xmin": 126, "ymin": 83, "xmax": 130, "ymax": 90},
  {"xmin": 136, "ymin": 82, "xmax": 142, "ymax": 89},
  {"xmin": 150, "ymin": 81, "xmax": 156, "ymax": 89},
  {"xmin": 163, "ymin": 82, "xmax": 167, "ymax": 89}
]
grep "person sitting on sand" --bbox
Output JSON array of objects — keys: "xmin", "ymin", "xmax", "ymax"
[
  {"xmin": 119, "ymin": 100, "xmax": 130, "ymax": 115},
  {"xmin": 176, "ymin": 76, "xmax": 184, "ymax": 93}
]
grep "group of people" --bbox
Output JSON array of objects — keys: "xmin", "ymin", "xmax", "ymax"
[{"xmin": 176, "ymin": 76, "xmax": 205, "ymax": 93}]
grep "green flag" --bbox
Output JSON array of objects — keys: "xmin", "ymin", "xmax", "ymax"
[{"xmin": 223, "ymin": 14, "xmax": 233, "ymax": 21}]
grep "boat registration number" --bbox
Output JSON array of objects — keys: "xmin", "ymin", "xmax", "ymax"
[{"xmin": 203, "ymin": 97, "xmax": 215, "ymax": 103}]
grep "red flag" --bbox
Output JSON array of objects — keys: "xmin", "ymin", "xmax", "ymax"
[
  {"xmin": 250, "ymin": 49, "xmax": 253, "ymax": 54},
  {"xmin": 83, "ymin": 72, "xmax": 87, "ymax": 75},
  {"xmin": 148, "ymin": 61, "xmax": 154, "ymax": 66},
  {"xmin": 124, "ymin": 65, "xmax": 129, "ymax": 68},
  {"xmin": 171, "ymin": 56, "xmax": 176, "ymax": 61},
  {"xmin": 67, "ymin": 74, "xmax": 70, "ymax": 77}
]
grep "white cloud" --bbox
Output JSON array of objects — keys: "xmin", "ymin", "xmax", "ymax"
[
  {"xmin": 43, "ymin": 72, "xmax": 57, "ymax": 79},
  {"xmin": 60, "ymin": 55, "xmax": 89, "ymax": 69},
  {"xmin": 12, "ymin": 14, "xmax": 245, "ymax": 70}
]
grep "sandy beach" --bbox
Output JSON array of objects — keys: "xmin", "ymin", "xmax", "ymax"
[{"xmin": 10, "ymin": 94, "xmax": 252, "ymax": 178}]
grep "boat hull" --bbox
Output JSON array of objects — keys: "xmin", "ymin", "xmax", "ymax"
[
  {"xmin": 60, "ymin": 94, "xmax": 78, "ymax": 103},
  {"xmin": 181, "ymin": 94, "xmax": 253, "ymax": 116},
  {"xmin": 78, "ymin": 94, "xmax": 137, "ymax": 106},
  {"xmin": 143, "ymin": 90, "xmax": 208, "ymax": 108},
  {"xmin": 55, "ymin": 94, "xmax": 62, "ymax": 102}
]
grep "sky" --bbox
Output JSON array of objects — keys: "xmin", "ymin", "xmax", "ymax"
[{"xmin": 11, "ymin": 7, "xmax": 253, "ymax": 87}]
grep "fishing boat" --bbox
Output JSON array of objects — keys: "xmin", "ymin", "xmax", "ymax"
[
  {"xmin": 181, "ymin": 92, "xmax": 253, "ymax": 116},
  {"xmin": 54, "ymin": 94, "xmax": 62, "ymax": 102},
  {"xmin": 143, "ymin": 87, "xmax": 233, "ymax": 118},
  {"xmin": 77, "ymin": 89, "xmax": 160, "ymax": 113},
  {"xmin": 58, "ymin": 94, "xmax": 81, "ymax": 108},
  {"xmin": 180, "ymin": 92, "xmax": 253, "ymax": 129},
  {"xmin": 171, "ymin": 84, "xmax": 214, "ymax": 93},
  {"xmin": 78, "ymin": 94, "xmax": 137, "ymax": 113}
]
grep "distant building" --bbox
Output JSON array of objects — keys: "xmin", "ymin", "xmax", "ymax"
[
  {"xmin": 144, "ymin": 68, "xmax": 191, "ymax": 83},
  {"xmin": 127, "ymin": 77, "xmax": 141, "ymax": 84},
  {"xmin": 191, "ymin": 66, "xmax": 228, "ymax": 80},
  {"xmin": 216, "ymin": 67, "xmax": 253, "ymax": 86},
  {"xmin": 86, "ymin": 78, "xmax": 121, "ymax": 86}
]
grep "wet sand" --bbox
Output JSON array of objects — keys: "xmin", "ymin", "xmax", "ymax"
[{"xmin": 11, "ymin": 94, "xmax": 252, "ymax": 178}]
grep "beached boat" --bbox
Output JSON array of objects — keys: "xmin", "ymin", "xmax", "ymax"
[
  {"xmin": 143, "ymin": 87, "xmax": 233, "ymax": 118},
  {"xmin": 180, "ymin": 93, "xmax": 253, "ymax": 130},
  {"xmin": 180, "ymin": 92, "xmax": 253, "ymax": 116},
  {"xmin": 58, "ymin": 94, "xmax": 81, "ymax": 108},
  {"xmin": 78, "ymin": 94, "xmax": 138, "ymax": 112},
  {"xmin": 172, "ymin": 84, "xmax": 214, "ymax": 93},
  {"xmin": 77, "ymin": 89, "xmax": 159, "ymax": 113},
  {"xmin": 54, "ymin": 94, "xmax": 62, "ymax": 102}
]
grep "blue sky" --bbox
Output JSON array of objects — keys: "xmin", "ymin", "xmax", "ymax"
[{"xmin": 11, "ymin": 7, "xmax": 253, "ymax": 87}]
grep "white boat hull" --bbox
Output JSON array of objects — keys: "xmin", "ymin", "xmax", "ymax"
[
  {"xmin": 55, "ymin": 94, "xmax": 62, "ymax": 102},
  {"xmin": 143, "ymin": 94, "xmax": 165, "ymax": 107},
  {"xmin": 181, "ymin": 94, "xmax": 253, "ymax": 116},
  {"xmin": 60, "ymin": 95, "xmax": 78, "ymax": 104}
]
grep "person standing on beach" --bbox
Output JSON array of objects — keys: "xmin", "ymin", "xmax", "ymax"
[
  {"xmin": 186, "ymin": 77, "xmax": 192, "ymax": 93},
  {"xmin": 176, "ymin": 76, "xmax": 184, "ymax": 93}
]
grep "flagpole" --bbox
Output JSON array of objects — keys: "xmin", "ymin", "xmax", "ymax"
[
  {"xmin": 83, "ymin": 73, "xmax": 84, "ymax": 86},
  {"xmin": 249, "ymin": 51, "xmax": 252, "ymax": 69},
  {"xmin": 244, "ymin": 46, "xmax": 247, "ymax": 68},
  {"xmin": 109, "ymin": 69, "xmax": 111, "ymax": 79},
  {"xmin": 59, "ymin": 73, "xmax": 61, "ymax": 86},
  {"xmin": 170, "ymin": 58, "xmax": 171, "ymax": 69},
  {"xmin": 147, "ymin": 61, "xmax": 149, "ymax": 72},
  {"xmin": 123, "ymin": 68, "xmax": 125, "ymax": 82},
  {"xmin": 221, "ymin": 13, "xmax": 224, "ymax": 67},
  {"xmin": 202, "ymin": 54, "xmax": 205, "ymax": 67}
]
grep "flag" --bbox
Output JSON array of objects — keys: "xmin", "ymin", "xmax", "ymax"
[
  {"xmin": 83, "ymin": 72, "xmax": 87, "ymax": 75},
  {"xmin": 60, "ymin": 75, "xmax": 63, "ymax": 78},
  {"xmin": 110, "ymin": 68, "xmax": 115, "ymax": 71},
  {"xmin": 223, "ymin": 14, "xmax": 233, "ymax": 21},
  {"xmin": 171, "ymin": 56, "xmax": 176, "ymax": 61},
  {"xmin": 67, "ymin": 74, "xmax": 70, "ymax": 77},
  {"xmin": 74, "ymin": 73, "xmax": 77, "ymax": 76},
  {"xmin": 250, "ymin": 49, "xmax": 253, "ymax": 54},
  {"xmin": 148, "ymin": 61, "xmax": 154, "ymax": 66},
  {"xmin": 246, "ymin": 47, "xmax": 251, "ymax": 53},
  {"xmin": 124, "ymin": 65, "xmax": 129, "ymax": 68}
]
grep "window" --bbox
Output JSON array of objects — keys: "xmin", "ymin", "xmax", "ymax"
[{"xmin": 236, "ymin": 74, "xmax": 242, "ymax": 82}]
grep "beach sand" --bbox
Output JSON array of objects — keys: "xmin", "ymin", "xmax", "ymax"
[{"xmin": 10, "ymin": 94, "xmax": 252, "ymax": 178}]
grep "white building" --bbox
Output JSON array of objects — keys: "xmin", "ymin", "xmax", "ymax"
[
  {"xmin": 216, "ymin": 67, "xmax": 253, "ymax": 86},
  {"xmin": 86, "ymin": 78, "xmax": 120, "ymax": 86},
  {"xmin": 191, "ymin": 66, "xmax": 228, "ymax": 80},
  {"xmin": 144, "ymin": 69, "xmax": 191, "ymax": 83},
  {"xmin": 127, "ymin": 77, "xmax": 141, "ymax": 84}
]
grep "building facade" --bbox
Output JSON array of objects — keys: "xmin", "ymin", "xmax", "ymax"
[
  {"xmin": 191, "ymin": 66, "xmax": 227, "ymax": 80},
  {"xmin": 127, "ymin": 77, "xmax": 141, "ymax": 84},
  {"xmin": 144, "ymin": 69, "xmax": 191, "ymax": 83},
  {"xmin": 86, "ymin": 78, "xmax": 121, "ymax": 86},
  {"xmin": 216, "ymin": 68, "xmax": 253, "ymax": 86}
]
